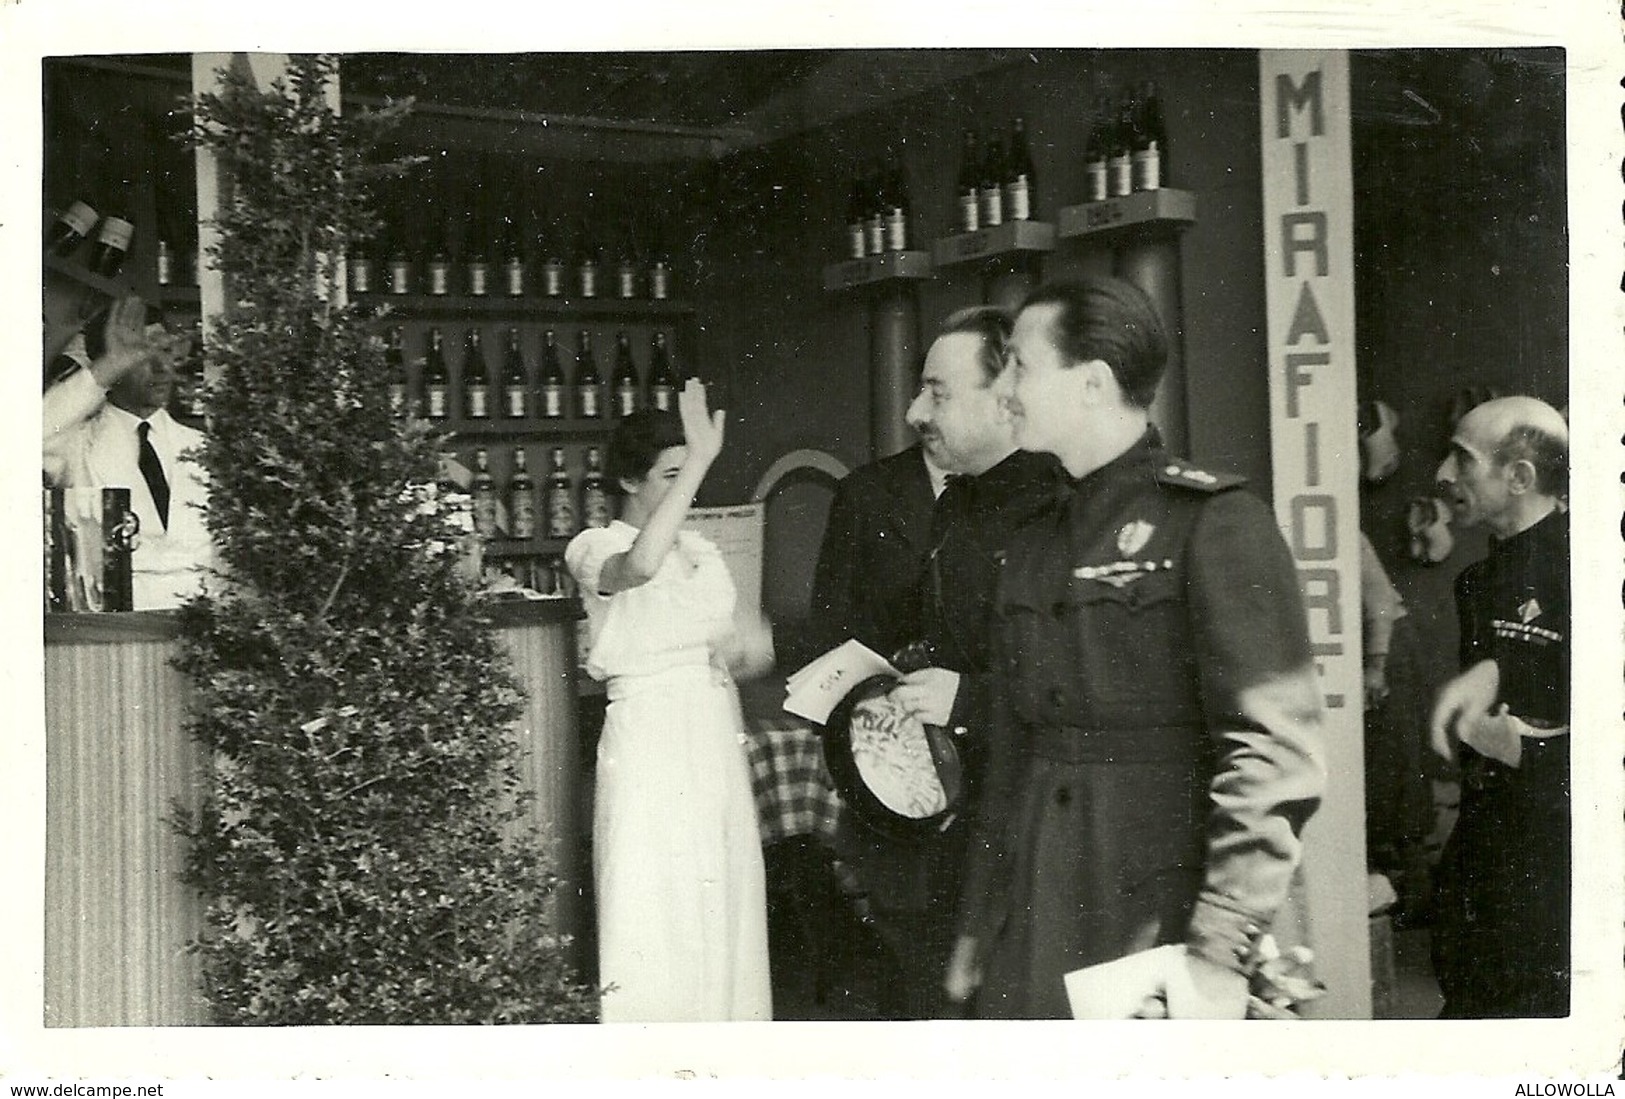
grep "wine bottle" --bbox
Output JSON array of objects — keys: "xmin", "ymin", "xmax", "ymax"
[
  {"xmin": 863, "ymin": 160, "xmax": 886, "ymax": 257},
  {"xmin": 426, "ymin": 212, "xmax": 451, "ymax": 296},
  {"xmin": 470, "ymin": 448, "xmax": 499, "ymax": 536},
  {"xmin": 648, "ymin": 331, "xmax": 679, "ymax": 412},
  {"xmin": 156, "ymin": 239, "xmax": 176, "ymax": 286},
  {"xmin": 86, "ymin": 184, "xmax": 135, "ymax": 277},
  {"xmin": 387, "ymin": 236, "xmax": 411, "ymax": 294},
  {"xmin": 540, "ymin": 222, "xmax": 565, "ymax": 298},
  {"xmin": 1109, "ymin": 93, "xmax": 1136, "ymax": 198},
  {"xmin": 648, "ymin": 236, "xmax": 673, "ymax": 301},
  {"xmin": 979, "ymin": 137, "xmax": 1005, "ymax": 228},
  {"xmin": 956, "ymin": 130, "xmax": 980, "ymax": 233},
  {"xmin": 385, "ymin": 325, "xmax": 407, "ymax": 415},
  {"xmin": 350, "ymin": 243, "xmax": 374, "ymax": 294},
  {"xmin": 503, "ymin": 214, "xmax": 526, "ymax": 297},
  {"xmin": 845, "ymin": 169, "xmax": 868, "ymax": 259},
  {"xmin": 581, "ymin": 446, "xmax": 612, "ymax": 530},
  {"xmin": 423, "ymin": 327, "xmax": 449, "ymax": 420},
  {"xmin": 615, "ymin": 237, "xmax": 639, "ymax": 299},
  {"xmin": 545, "ymin": 446, "xmax": 577, "ymax": 538},
  {"xmin": 45, "ymin": 198, "xmax": 99, "ymax": 256},
  {"xmin": 1005, "ymin": 116, "xmax": 1037, "ymax": 221},
  {"xmin": 576, "ymin": 229, "xmax": 600, "ymax": 299},
  {"xmin": 1133, "ymin": 80, "xmax": 1168, "ymax": 191},
  {"xmin": 508, "ymin": 447, "xmax": 537, "ymax": 540},
  {"xmin": 466, "ymin": 227, "xmax": 490, "ymax": 297},
  {"xmin": 501, "ymin": 327, "xmax": 528, "ymax": 419},
  {"xmin": 539, "ymin": 329, "xmax": 566, "ymax": 419},
  {"xmin": 462, "ymin": 328, "xmax": 489, "ymax": 419},
  {"xmin": 612, "ymin": 331, "xmax": 641, "ymax": 419},
  {"xmin": 883, "ymin": 155, "xmax": 909, "ymax": 251},
  {"xmin": 1084, "ymin": 93, "xmax": 1113, "ymax": 203},
  {"xmin": 574, "ymin": 330, "xmax": 603, "ymax": 419}
]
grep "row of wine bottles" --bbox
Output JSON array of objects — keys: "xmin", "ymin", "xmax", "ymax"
[
  {"xmin": 356, "ymin": 225, "xmax": 676, "ymax": 301},
  {"xmin": 495, "ymin": 554, "xmax": 579, "ymax": 599},
  {"xmin": 1081, "ymin": 82, "xmax": 1170, "ymax": 201},
  {"xmin": 394, "ymin": 327, "xmax": 683, "ymax": 422},
  {"xmin": 44, "ymin": 197, "xmax": 138, "ymax": 278},
  {"xmin": 465, "ymin": 444, "xmax": 612, "ymax": 542}
]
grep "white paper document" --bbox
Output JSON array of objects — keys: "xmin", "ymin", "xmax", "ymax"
[
  {"xmin": 1063, "ymin": 944, "xmax": 1186, "ymax": 1020},
  {"xmin": 783, "ymin": 639, "xmax": 898, "ymax": 724}
]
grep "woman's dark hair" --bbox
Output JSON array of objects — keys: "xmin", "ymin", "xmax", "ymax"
[
  {"xmin": 1020, "ymin": 276, "xmax": 1169, "ymax": 409},
  {"xmin": 604, "ymin": 408, "xmax": 685, "ymax": 493}
]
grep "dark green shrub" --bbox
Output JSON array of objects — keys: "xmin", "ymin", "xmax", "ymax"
[{"xmin": 170, "ymin": 54, "xmax": 596, "ymax": 1025}]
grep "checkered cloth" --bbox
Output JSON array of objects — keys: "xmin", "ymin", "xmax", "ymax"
[{"xmin": 743, "ymin": 717, "xmax": 845, "ymax": 846}]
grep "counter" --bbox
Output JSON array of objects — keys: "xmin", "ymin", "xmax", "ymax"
[{"xmin": 42, "ymin": 598, "xmax": 585, "ymax": 1027}]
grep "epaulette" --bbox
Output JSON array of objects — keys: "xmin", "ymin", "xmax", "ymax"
[{"xmin": 1153, "ymin": 459, "xmax": 1247, "ymax": 493}]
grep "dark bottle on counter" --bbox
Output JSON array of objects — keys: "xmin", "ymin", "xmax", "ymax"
[
  {"xmin": 1132, "ymin": 80, "xmax": 1168, "ymax": 190},
  {"xmin": 462, "ymin": 328, "xmax": 490, "ymax": 419},
  {"xmin": 423, "ymin": 327, "xmax": 449, "ymax": 421},
  {"xmin": 501, "ymin": 327, "xmax": 528, "ymax": 419},
  {"xmin": 470, "ymin": 448, "xmax": 499, "ymax": 536},
  {"xmin": 574, "ymin": 330, "xmax": 603, "ymax": 419},
  {"xmin": 613, "ymin": 331, "xmax": 641, "ymax": 419},
  {"xmin": 539, "ymin": 329, "xmax": 566, "ymax": 419},
  {"xmin": 979, "ymin": 136, "xmax": 1005, "ymax": 228},
  {"xmin": 545, "ymin": 446, "xmax": 577, "ymax": 538},
  {"xmin": 956, "ymin": 130, "xmax": 981, "ymax": 233},
  {"xmin": 648, "ymin": 332, "xmax": 679, "ymax": 412},
  {"xmin": 1108, "ymin": 93, "xmax": 1136, "ymax": 198},
  {"xmin": 1005, "ymin": 116, "xmax": 1037, "ymax": 220},
  {"xmin": 1084, "ymin": 93, "xmax": 1113, "ymax": 203},
  {"xmin": 46, "ymin": 198, "xmax": 99, "ymax": 256},
  {"xmin": 508, "ymin": 447, "xmax": 537, "ymax": 540},
  {"xmin": 385, "ymin": 325, "xmax": 408, "ymax": 415},
  {"xmin": 844, "ymin": 169, "xmax": 869, "ymax": 259},
  {"xmin": 581, "ymin": 446, "xmax": 612, "ymax": 530}
]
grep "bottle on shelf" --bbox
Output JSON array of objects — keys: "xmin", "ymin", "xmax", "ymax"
[
  {"xmin": 647, "ymin": 332, "xmax": 679, "ymax": 413},
  {"xmin": 845, "ymin": 168, "xmax": 869, "ymax": 259},
  {"xmin": 156, "ymin": 239, "xmax": 176, "ymax": 287},
  {"xmin": 470, "ymin": 448, "xmax": 499, "ymax": 536},
  {"xmin": 466, "ymin": 223, "xmax": 490, "ymax": 298},
  {"xmin": 540, "ymin": 222, "xmax": 566, "ymax": 298},
  {"xmin": 386, "ymin": 236, "xmax": 412, "ymax": 295},
  {"xmin": 615, "ymin": 237, "xmax": 639, "ymax": 300},
  {"xmin": 1084, "ymin": 93, "xmax": 1113, "ymax": 203},
  {"xmin": 545, "ymin": 446, "xmax": 578, "ymax": 538},
  {"xmin": 45, "ymin": 197, "xmax": 99, "ymax": 257},
  {"xmin": 581, "ymin": 446, "xmax": 612, "ymax": 530},
  {"xmin": 612, "ymin": 331, "xmax": 641, "ymax": 419},
  {"xmin": 576, "ymin": 227, "xmax": 601, "ymax": 299},
  {"xmin": 883, "ymin": 153, "xmax": 909, "ymax": 252},
  {"xmin": 502, "ymin": 214, "xmax": 526, "ymax": 297},
  {"xmin": 539, "ymin": 329, "xmax": 566, "ymax": 419},
  {"xmin": 501, "ymin": 327, "xmax": 528, "ymax": 419},
  {"xmin": 423, "ymin": 327, "xmax": 450, "ymax": 421},
  {"xmin": 86, "ymin": 182, "xmax": 135, "ymax": 278},
  {"xmin": 574, "ymin": 329, "xmax": 603, "ymax": 419},
  {"xmin": 385, "ymin": 325, "xmax": 408, "ymax": 415},
  {"xmin": 426, "ymin": 213, "xmax": 451, "ymax": 296},
  {"xmin": 462, "ymin": 327, "xmax": 490, "ymax": 420},
  {"xmin": 979, "ymin": 136, "xmax": 1005, "ymax": 229},
  {"xmin": 508, "ymin": 447, "xmax": 537, "ymax": 540},
  {"xmin": 1005, "ymin": 116, "xmax": 1037, "ymax": 221},
  {"xmin": 350, "ymin": 241, "xmax": 374, "ymax": 295},
  {"xmin": 863, "ymin": 159, "xmax": 887, "ymax": 257},
  {"xmin": 1108, "ymin": 92, "xmax": 1136, "ymax": 199},
  {"xmin": 1132, "ymin": 80, "xmax": 1168, "ymax": 191},
  {"xmin": 648, "ymin": 230, "xmax": 673, "ymax": 300},
  {"xmin": 956, "ymin": 130, "xmax": 981, "ymax": 234}
]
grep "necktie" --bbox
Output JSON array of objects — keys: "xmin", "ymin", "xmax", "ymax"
[{"xmin": 137, "ymin": 421, "xmax": 170, "ymax": 530}]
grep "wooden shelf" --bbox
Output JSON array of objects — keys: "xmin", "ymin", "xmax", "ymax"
[
  {"xmin": 1056, "ymin": 189, "xmax": 1198, "ymax": 243},
  {"xmin": 443, "ymin": 417, "xmax": 613, "ymax": 439},
  {"xmin": 822, "ymin": 250, "xmax": 933, "ymax": 292},
  {"xmin": 482, "ymin": 536, "xmax": 572, "ymax": 559},
  {"xmin": 354, "ymin": 292, "xmax": 695, "ymax": 320},
  {"xmin": 44, "ymin": 252, "xmax": 135, "ymax": 300},
  {"xmin": 930, "ymin": 220, "xmax": 1056, "ymax": 269}
]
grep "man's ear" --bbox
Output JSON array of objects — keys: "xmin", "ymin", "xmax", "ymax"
[
  {"xmin": 1505, "ymin": 458, "xmax": 1539, "ymax": 495},
  {"xmin": 1077, "ymin": 358, "xmax": 1116, "ymax": 404}
]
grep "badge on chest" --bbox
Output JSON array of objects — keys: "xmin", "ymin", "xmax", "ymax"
[{"xmin": 1072, "ymin": 519, "xmax": 1175, "ymax": 588}]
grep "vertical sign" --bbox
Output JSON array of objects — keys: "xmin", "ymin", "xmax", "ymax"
[{"xmin": 1259, "ymin": 50, "xmax": 1368, "ymax": 1019}]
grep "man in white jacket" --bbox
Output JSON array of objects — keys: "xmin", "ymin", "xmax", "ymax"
[{"xmin": 44, "ymin": 293, "xmax": 215, "ymax": 610}]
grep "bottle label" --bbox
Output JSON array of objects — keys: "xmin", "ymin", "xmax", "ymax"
[
  {"xmin": 472, "ymin": 490, "xmax": 498, "ymax": 535},
  {"xmin": 617, "ymin": 266, "xmax": 637, "ymax": 299},
  {"xmin": 579, "ymin": 265, "xmax": 598, "ymax": 298},
  {"xmin": 1108, "ymin": 154, "xmax": 1133, "ymax": 198},
  {"xmin": 468, "ymin": 262, "xmax": 488, "ymax": 296},
  {"xmin": 543, "ymin": 262, "xmax": 564, "ymax": 297},
  {"xmin": 429, "ymin": 262, "xmax": 449, "ymax": 295},
  {"xmin": 505, "ymin": 385, "xmax": 526, "ymax": 418},
  {"xmin": 980, "ymin": 186, "xmax": 1003, "ymax": 227},
  {"xmin": 864, "ymin": 216, "xmax": 885, "ymax": 256},
  {"xmin": 650, "ymin": 263, "xmax": 670, "ymax": 300},
  {"xmin": 427, "ymin": 385, "xmax": 447, "ymax": 419},
  {"xmin": 510, "ymin": 494, "xmax": 536, "ymax": 539},
  {"xmin": 352, "ymin": 257, "xmax": 373, "ymax": 293},
  {"xmin": 652, "ymin": 384, "xmax": 674, "ymax": 412},
  {"xmin": 505, "ymin": 259, "xmax": 525, "ymax": 297},
  {"xmin": 62, "ymin": 201, "xmax": 97, "ymax": 236},
  {"xmin": 582, "ymin": 488, "xmax": 611, "ymax": 529},
  {"xmin": 959, "ymin": 191, "xmax": 980, "ymax": 234},
  {"xmin": 546, "ymin": 490, "xmax": 577, "ymax": 538},
  {"xmin": 543, "ymin": 384, "xmax": 564, "ymax": 419},
  {"xmin": 616, "ymin": 383, "xmax": 638, "ymax": 418},
  {"xmin": 884, "ymin": 208, "xmax": 908, "ymax": 252},
  {"xmin": 847, "ymin": 223, "xmax": 866, "ymax": 260},
  {"xmin": 389, "ymin": 260, "xmax": 410, "ymax": 294},
  {"xmin": 1007, "ymin": 177, "xmax": 1031, "ymax": 221},
  {"xmin": 157, "ymin": 245, "xmax": 173, "ymax": 286},
  {"xmin": 1132, "ymin": 145, "xmax": 1161, "ymax": 192},
  {"xmin": 96, "ymin": 216, "xmax": 134, "ymax": 251},
  {"xmin": 466, "ymin": 383, "xmax": 488, "ymax": 419},
  {"xmin": 579, "ymin": 387, "xmax": 600, "ymax": 419}
]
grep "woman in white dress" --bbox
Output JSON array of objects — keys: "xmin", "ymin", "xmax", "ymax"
[{"xmin": 564, "ymin": 381, "xmax": 772, "ymax": 1023}]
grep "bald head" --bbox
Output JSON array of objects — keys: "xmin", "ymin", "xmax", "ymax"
[
  {"xmin": 1439, "ymin": 395, "xmax": 1567, "ymax": 537},
  {"xmin": 1458, "ymin": 396, "xmax": 1569, "ymax": 498}
]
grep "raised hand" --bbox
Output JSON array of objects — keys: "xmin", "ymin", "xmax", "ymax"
[{"xmin": 677, "ymin": 378, "xmax": 725, "ymax": 465}]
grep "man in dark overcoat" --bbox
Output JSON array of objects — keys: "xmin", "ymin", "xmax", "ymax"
[{"xmin": 947, "ymin": 276, "xmax": 1326, "ymax": 1019}]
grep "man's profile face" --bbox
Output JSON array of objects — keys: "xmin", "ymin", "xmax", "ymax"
[
  {"xmin": 1436, "ymin": 410, "xmax": 1512, "ymax": 532},
  {"xmin": 905, "ymin": 331, "xmax": 1009, "ymax": 476},
  {"xmin": 106, "ymin": 324, "xmax": 180, "ymax": 418},
  {"xmin": 1003, "ymin": 302, "xmax": 1084, "ymax": 460}
]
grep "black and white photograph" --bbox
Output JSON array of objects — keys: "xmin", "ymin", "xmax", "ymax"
[{"xmin": 3, "ymin": 0, "xmax": 1621, "ymax": 1087}]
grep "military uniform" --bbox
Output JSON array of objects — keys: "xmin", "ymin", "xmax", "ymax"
[
  {"xmin": 958, "ymin": 431, "xmax": 1326, "ymax": 1019},
  {"xmin": 1432, "ymin": 508, "xmax": 1570, "ymax": 1018}
]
